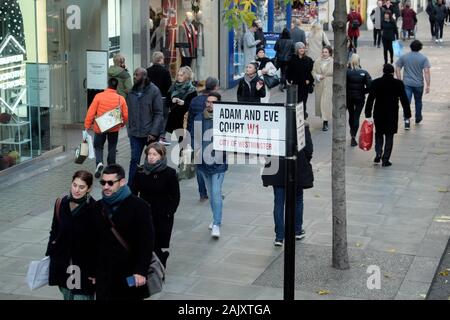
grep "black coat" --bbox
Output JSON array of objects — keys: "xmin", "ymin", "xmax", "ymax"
[
  {"xmin": 166, "ymin": 91, "xmax": 197, "ymax": 133},
  {"xmin": 237, "ymin": 76, "xmax": 266, "ymax": 103},
  {"xmin": 346, "ymin": 68, "xmax": 372, "ymax": 101},
  {"xmin": 262, "ymin": 124, "xmax": 314, "ymax": 189},
  {"xmin": 381, "ymin": 19, "xmax": 399, "ymax": 41},
  {"xmin": 93, "ymin": 195, "xmax": 154, "ymax": 300},
  {"xmin": 365, "ymin": 74, "xmax": 411, "ymax": 134},
  {"xmin": 46, "ymin": 196, "xmax": 97, "ymax": 295},
  {"xmin": 274, "ymin": 38, "xmax": 294, "ymax": 62},
  {"xmin": 131, "ymin": 166, "xmax": 180, "ymax": 249},
  {"xmin": 147, "ymin": 64, "xmax": 172, "ymax": 98},
  {"xmin": 286, "ymin": 55, "xmax": 314, "ymax": 96},
  {"xmin": 255, "ymin": 28, "xmax": 266, "ymax": 49}
]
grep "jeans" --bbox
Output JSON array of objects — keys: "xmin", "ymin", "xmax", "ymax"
[
  {"xmin": 59, "ymin": 287, "xmax": 94, "ymax": 300},
  {"xmin": 197, "ymin": 170, "xmax": 208, "ymax": 198},
  {"xmin": 128, "ymin": 136, "xmax": 148, "ymax": 187},
  {"xmin": 382, "ymin": 38, "xmax": 393, "ymax": 64},
  {"xmin": 435, "ymin": 20, "xmax": 444, "ymax": 39},
  {"xmin": 347, "ymin": 97, "xmax": 365, "ymax": 137},
  {"xmin": 430, "ymin": 19, "xmax": 436, "ymax": 37},
  {"xmin": 93, "ymin": 132, "xmax": 119, "ymax": 166},
  {"xmin": 273, "ymin": 186, "xmax": 304, "ymax": 241},
  {"xmin": 197, "ymin": 170, "xmax": 225, "ymax": 226},
  {"xmin": 375, "ymin": 132, "xmax": 394, "ymax": 162},
  {"xmin": 404, "ymin": 85, "xmax": 423, "ymax": 121},
  {"xmin": 373, "ymin": 29, "xmax": 381, "ymax": 46}
]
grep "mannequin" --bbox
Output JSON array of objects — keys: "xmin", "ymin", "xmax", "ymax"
[
  {"xmin": 178, "ymin": 11, "xmax": 197, "ymax": 67},
  {"xmin": 151, "ymin": 17, "xmax": 167, "ymax": 52},
  {"xmin": 194, "ymin": 11, "xmax": 205, "ymax": 80}
]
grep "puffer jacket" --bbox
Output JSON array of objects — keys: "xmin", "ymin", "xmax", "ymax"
[
  {"xmin": 434, "ymin": 4, "xmax": 447, "ymax": 22},
  {"xmin": 84, "ymin": 88, "xmax": 128, "ymax": 133},
  {"xmin": 346, "ymin": 68, "xmax": 372, "ymax": 101},
  {"xmin": 274, "ymin": 38, "xmax": 294, "ymax": 62}
]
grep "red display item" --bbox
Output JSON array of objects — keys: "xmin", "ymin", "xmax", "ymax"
[{"xmin": 359, "ymin": 119, "xmax": 374, "ymax": 151}]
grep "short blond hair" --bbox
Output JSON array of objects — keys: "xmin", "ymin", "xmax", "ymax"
[
  {"xmin": 152, "ymin": 51, "xmax": 164, "ymax": 64},
  {"xmin": 178, "ymin": 66, "xmax": 193, "ymax": 81},
  {"xmin": 113, "ymin": 53, "xmax": 125, "ymax": 67}
]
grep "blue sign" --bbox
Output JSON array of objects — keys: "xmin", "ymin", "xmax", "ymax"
[{"xmin": 264, "ymin": 32, "xmax": 280, "ymax": 59}]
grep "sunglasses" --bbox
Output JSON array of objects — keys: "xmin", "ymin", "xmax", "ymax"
[{"xmin": 99, "ymin": 179, "xmax": 120, "ymax": 186}]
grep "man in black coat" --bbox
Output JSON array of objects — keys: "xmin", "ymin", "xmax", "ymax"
[
  {"xmin": 94, "ymin": 164, "xmax": 154, "ymax": 300},
  {"xmin": 261, "ymin": 123, "xmax": 314, "ymax": 246},
  {"xmin": 364, "ymin": 64, "xmax": 411, "ymax": 167}
]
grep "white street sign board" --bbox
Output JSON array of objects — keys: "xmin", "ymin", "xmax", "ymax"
[
  {"xmin": 296, "ymin": 103, "xmax": 306, "ymax": 151},
  {"xmin": 213, "ymin": 102, "xmax": 286, "ymax": 156},
  {"xmin": 86, "ymin": 50, "xmax": 108, "ymax": 90}
]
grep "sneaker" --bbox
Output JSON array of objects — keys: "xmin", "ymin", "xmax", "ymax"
[
  {"xmin": 322, "ymin": 121, "xmax": 328, "ymax": 132},
  {"xmin": 274, "ymin": 239, "xmax": 283, "ymax": 247},
  {"xmin": 415, "ymin": 116, "xmax": 422, "ymax": 124},
  {"xmin": 350, "ymin": 137, "xmax": 358, "ymax": 147},
  {"xmin": 95, "ymin": 162, "xmax": 104, "ymax": 179},
  {"xmin": 435, "ymin": 39, "xmax": 439, "ymax": 43},
  {"xmin": 208, "ymin": 222, "xmax": 213, "ymax": 230},
  {"xmin": 374, "ymin": 155, "xmax": 382, "ymax": 164},
  {"xmin": 211, "ymin": 225, "xmax": 220, "ymax": 238},
  {"xmin": 382, "ymin": 160, "xmax": 392, "ymax": 167},
  {"xmin": 295, "ymin": 230, "xmax": 306, "ymax": 240},
  {"xmin": 405, "ymin": 120, "xmax": 410, "ymax": 130},
  {"xmin": 200, "ymin": 195, "xmax": 209, "ymax": 202}
]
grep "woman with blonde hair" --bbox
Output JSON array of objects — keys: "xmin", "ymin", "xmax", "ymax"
[
  {"xmin": 312, "ymin": 46, "xmax": 333, "ymax": 131},
  {"xmin": 166, "ymin": 66, "xmax": 198, "ymax": 137},
  {"xmin": 346, "ymin": 54, "xmax": 372, "ymax": 146},
  {"xmin": 307, "ymin": 22, "xmax": 330, "ymax": 61}
]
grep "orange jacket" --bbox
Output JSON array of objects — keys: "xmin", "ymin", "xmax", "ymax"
[{"xmin": 84, "ymin": 88, "xmax": 129, "ymax": 133}]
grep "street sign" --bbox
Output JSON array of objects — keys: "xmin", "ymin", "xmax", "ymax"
[
  {"xmin": 213, "ymin": 102, "xmax": 286, "ymax": 156},
  {"xmin": 296, "ymin": 103, "xmax": 305, "ymax": 151}
]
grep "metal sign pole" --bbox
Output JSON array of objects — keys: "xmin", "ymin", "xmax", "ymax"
[{"xmin": 284, "ymin": 84, "xmax": 298, "ymax": 300}]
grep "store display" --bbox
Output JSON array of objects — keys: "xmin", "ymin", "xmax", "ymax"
[{"xmin": 178, "ymin": 11, "xmax": 198, "ymax": 67}]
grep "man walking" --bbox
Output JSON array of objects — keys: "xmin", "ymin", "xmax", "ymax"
[
  {"xmin": 370, "ymin": 1, "xmax": 384, "ymax": 48},
  {"xmin": 365, "ymin": 64, "xmax": 411, "ymax": 167},
  {"xmin": 395, "ymin": 40, "xmax": 431, "ymax": 126},
  {"xmin": 434, "ymin": 0, "xmax": 447, "ymax": 43},
  {"xmin": 291, "ymin": 18, "xmax": 306, "ymax": 46},
  {"xmin": 94, "ymin": 164, "xmax": 154, "ymax": 300},
  {"xmin": 85, "ymin": 78, "xmax": 128, "ymax": 178},
  {"xmin": 108, "ymin": 53, "xmax": 133, "ymax": 99},
  {"xmin": 194, "ymin": 92, "xmax": 228, "ymax": 238},
  {"xmin": 126, "ymin": 68, "xmax": 164, "ymax": 187}
]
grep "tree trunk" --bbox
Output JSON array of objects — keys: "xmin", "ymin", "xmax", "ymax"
[{"xmin": 331, "ymin": 0, "xmax": 350, "ymax": 270}]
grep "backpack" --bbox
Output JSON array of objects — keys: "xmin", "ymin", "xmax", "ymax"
[{"xmin": 351, "ymin": 19, "xmax": 360, "ymax": 30}]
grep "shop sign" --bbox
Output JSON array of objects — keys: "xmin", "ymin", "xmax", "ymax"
[
  {"xmin": 86, "ymin": 50, "xmax": 108, "ymax": 90},
  {"xmin": 26, "ymin": 63, "xmax": 50, "ymax": 108},
  {"xmin": 66, "ymin": 5, "xmax": 81, "ymax": 30},
  {"xmin": 213, "ymin": 102, "xmax": 286, "ymax": 156}
]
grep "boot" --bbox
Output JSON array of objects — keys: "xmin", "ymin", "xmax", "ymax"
[{"xmin": 322, "ymin": 121, "xmax": 328, "ymax": 131}]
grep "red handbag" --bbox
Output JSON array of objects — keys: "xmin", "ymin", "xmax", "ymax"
[{"xmin": 359, "ymin": 120, "xmax": 374, "ymax": 151}]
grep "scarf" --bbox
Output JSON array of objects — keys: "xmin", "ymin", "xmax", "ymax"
[
  {"xmin": 244, "ymin": 73, "xmax": 257, "ymax": 91},
  {"xmin": 256, "ymin": 57, "xmax": 271, "ymax": 70},
  {"xmin": 203, "ymin": 109, "xmax": 213, "ymax": 119},
  {"xmin": 102, "ymin": 185, "xmax": 132, "ymax": 217},
  {"xmin": 170, "ymin": 80, "xmax": 196, "ymax": 100},
  {"xmin": 67, "ymin": 192, "xmax": 90, "ymax": 217},
  {"xmin": 143, "ymin": 157, "xmax": 168, "ymax": 175}
]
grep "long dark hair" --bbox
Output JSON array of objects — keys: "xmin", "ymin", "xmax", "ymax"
[{"xmin": 280, "ymin": 28, "xmax": 290, "ymax": 39}]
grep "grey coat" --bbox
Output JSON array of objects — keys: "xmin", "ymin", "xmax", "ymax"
[
  {"xmin": 291, "ymin": 26, "xmax": 306, "ymax": 45},
  {"xmin": 126, "ymin": 83, "xmax": 164, "ymax": 138},
  {"xmin": 243, "ymin": 30, "xmax": 258, "ymax": 67}
]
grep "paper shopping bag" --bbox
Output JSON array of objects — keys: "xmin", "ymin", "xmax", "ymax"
[{"xmin": 26, "ymin": 256, "xmax": 50, "ymax": 290}]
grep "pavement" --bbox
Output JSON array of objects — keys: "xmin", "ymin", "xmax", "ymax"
[{"xmin": 0, "ymin": 12, "xmax": 449, "ymax": 300}]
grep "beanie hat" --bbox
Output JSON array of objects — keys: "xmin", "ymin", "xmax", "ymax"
[{"xmin": 295, "ymin": 42, "xmax": 306, "ymax": 51}]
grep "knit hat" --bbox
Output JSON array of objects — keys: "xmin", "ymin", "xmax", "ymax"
[{"xmin": 295, "ymin": 42, "xmax": 306, "ymax": 51}]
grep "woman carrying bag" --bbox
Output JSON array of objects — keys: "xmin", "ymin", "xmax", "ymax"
[
  {"xmin": 45, "ymin": 170, "xmax": 97, "ymax": 300},
  {"xmin": 255, "ymin": 48, "xmax": 278, "ymax": 103}
]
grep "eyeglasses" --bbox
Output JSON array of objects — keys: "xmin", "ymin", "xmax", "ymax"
[{"xmin": 99, "ymin": 179, "xmax": 120, "ymax": 186}]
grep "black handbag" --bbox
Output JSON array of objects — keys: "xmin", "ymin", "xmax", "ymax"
[
  {"xmin": 264, "ymin": 75, "xmax": 280, "ymax": 89},
  {"xmin": 308, "ymin": 82, "xmax": 315, "ymax": 94}
]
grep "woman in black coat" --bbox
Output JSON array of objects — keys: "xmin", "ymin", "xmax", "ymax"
[
  {"xmin": 286, "ymin": 41, "xmax": 314, "ymax": 118},
  {"xmin": 237, "ymin": 62, "xmax": 266, "ymax": 103},
  {"xmin": 346, "ymin": 54, "xmax": 372, "ymax": 147},
  {"xmin": 261, "ymin": 124, "xmax": 314, "ymax": 246},
  {"xmin": 365, "ymin": 64, "xmax": 411, "ymax": 167},
  {"xmin": 46, "ymin": 170, "xmax": 96, "ymax": 300},
  {"xmin": 132, "ymin": 142, "xmax": 180, "ymax": 267},
  {"xmin": 381, "ymin": 10, "xmax": 399, "ymax": 64}
]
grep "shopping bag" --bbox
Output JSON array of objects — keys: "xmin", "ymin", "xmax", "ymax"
[
  {"xmin": 359, "ymin": 119, "xmax": 374, "ymax": 151},
  {"xmin": 264, "ymin": 75, "xmax": 280, "ymax": 89},
  {"xmin": 178, "ymin": 147, "xmax": 195, "ymax": 180},
  {"xmin": 83, "ymin": 130, "xmax": 95, "ymax": 159},
  {"xmin": 393, "ymin": 40, "xmax": 403, "ymax": 57},
  {"xmin": 26, "ymin": 256, "xmax": 50, "ymax": 290},
  {"xmin": 147, "ymin": 252, "xmax": 165, "ymax": 296},
  {"xmin": 95, "ymin": 107, "xmax": 123, "ymax": 133},
  {"xmin": 74, "ymin": 140, "xmax": 89, "ymax": 164}
]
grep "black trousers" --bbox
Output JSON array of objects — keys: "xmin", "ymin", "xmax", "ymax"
[
  {"xmin": 435, "ymin": 20, "xmax": 444, "ymax": 39},
  {"xmin": 347, "ymin": 97, "xmax": 365, "ymax": 138},
  {"xmin": 375, "ymin": 132, "xmax": 394, "ymax": 162},
  {"xmin": 350, "ymin": 36, "xmax": 358, "ymax": 49},
  {"xmin": 279, "ymin": 61, "xmax": 289, "ymax": 85},
  {"xmin": 297, "ymin": 86, "xmax": 309, "ymax": 118},
  {"xmin": 373, "ymin": 29, "xmax": 382, "ymax": 46},
  {"xmin": 382, "ymin": 38, "xmax": 394, "ymax": 64},
  {"xmin": 94, "ymin": 132, "xmax": 119, "ymax": 166},
  {"xmin": 430, "ymin": 19, "xmax": 436, "ymax": 37}
]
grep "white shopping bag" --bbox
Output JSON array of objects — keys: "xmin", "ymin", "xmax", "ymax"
[
  {"xmin": 26, "ymin": 256, "xmax": 50, "ymax": 290},
  {"xmin": 83, "ymin": 130, "xmax": 95, "ymax": 159}
]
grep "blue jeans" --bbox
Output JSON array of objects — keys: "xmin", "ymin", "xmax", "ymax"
[
  {"xmin": 198, "ymin": 170, "xmax": 225, "ymax": 226},
  {"xmin": 273, "ymin": 186, "xmax": 304, "ymax": 241},
  {"xmin": 128, "ymin": 136, "xmax": 148, "ymax": 187},
  {"xmin": 404, "ymin": 85, "xmax": 423, "ymax": 121},
  {"xmin": 197, "ymin": 171, "xmax": 208, "ymax": 198}
]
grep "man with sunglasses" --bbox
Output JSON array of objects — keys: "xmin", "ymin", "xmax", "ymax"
[{"xmin": 93, "ymin": 164, "xmax": 155, "ymax": 300}]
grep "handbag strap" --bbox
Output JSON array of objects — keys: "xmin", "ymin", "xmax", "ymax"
[
  {"xmin": 102, "ymin": 208, "xmax": 130, "ymax": 252},
  {"xmin": 55, "ymin": 197, "xmax": 62, "ymax": 222}
]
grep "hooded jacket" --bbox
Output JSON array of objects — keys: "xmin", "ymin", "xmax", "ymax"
[{"xmin": 108, "ymin": 66, "xmax": 133, "ymax": 98}]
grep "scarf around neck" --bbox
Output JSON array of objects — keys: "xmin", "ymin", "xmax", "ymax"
[
  {"xmin": 143, "ymin": 157, "xmax": 168, "ymax": 175},
  {"xmin": 67, "ymin": 192, "xmax": 90, "ymax": 217},
  {"xmin": 102, "ymin": 185, "xmax": 132, "ymax": 217},
  {"xmin": 244, "ymin": 73, "xmax": 257, "ymax": 90},
  {"xmin": 256, "ymin": 57, "xmax": 271, "ymax": 70},
  {"xmin": 170, "ymin": 81, "xmax": 196, "ymax": 100}
]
